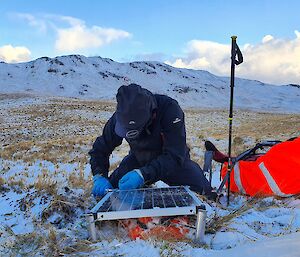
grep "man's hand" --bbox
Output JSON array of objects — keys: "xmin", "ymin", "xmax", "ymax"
[
  {"xmin": 92, "ymin": 174, "xmax": 113, "ymax": 197},
  {"xmin": 118, "ymin": 169, "xmax": 144, "ymax": 190}
]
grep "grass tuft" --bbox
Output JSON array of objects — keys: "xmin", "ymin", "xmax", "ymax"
[
  {"xmin": 34, "ymin": 169, "xmax": 58, "ymax": 195},
  {"xmin": 206, "ymin": 197, "xmax": 258, "ymax": 234}
]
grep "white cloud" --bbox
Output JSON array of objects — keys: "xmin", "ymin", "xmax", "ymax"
[
  {"xmin": 167, "ymin": 40, "xmax": 230, "ymax": 74},
  {"xmin": 14, "ymin": 13, "xmax": 131, "ymax": 53},
  {"xmin": 0, "ymin": 45, "xmax": 31, "ymax": 63},
  {"xmin": 167, "ymin": 31, "xmax": 300, "ymax": 85},
  {"xmin": 55, "ymin": 18, "xmax": 131, "ymax": 52}
]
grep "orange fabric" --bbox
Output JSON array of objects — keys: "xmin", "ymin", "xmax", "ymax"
[
  {"xmin": 261, "ymin": 137, "xmax": 300, "ymax": 195},
  {"xmin": 142, "ymin": 225, "xmax": 189, "ymax": 240},
  {"xmin": 123, "ymin": 216, "xmax": 190, "ymax": 240},
  {"xmin": 129, "ymin": 225, "xmax": 144, "ymax": 239},
  {"xmin": 221, "ymin": 137, "xmax": 300, "ymax": 196},
  {"xmin": 138, "ymin": 217, "xmax": 153, "ymax": 224}
]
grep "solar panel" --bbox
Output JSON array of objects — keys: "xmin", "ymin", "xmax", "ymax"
[{"xmin": 86, "ymin": 186, "xmax": 206, "ymax": 243}]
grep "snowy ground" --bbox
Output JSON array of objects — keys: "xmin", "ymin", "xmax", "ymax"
[{"xmin": 0, "ymin": 93, "xmax": 299, "ymax": 256}]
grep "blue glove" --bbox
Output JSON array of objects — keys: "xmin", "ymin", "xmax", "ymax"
[
  {"xmin": 92, "ymin": 174, "xmax": 113, "ymax": 197},
  {"xmin": 118, "ymin": 169, "xmax": 144, "ymax": 190}
]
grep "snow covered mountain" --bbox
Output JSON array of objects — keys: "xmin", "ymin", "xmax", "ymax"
[{"xmin": 0, "ymin": 55, "xmax": 299, "ymax": 112}]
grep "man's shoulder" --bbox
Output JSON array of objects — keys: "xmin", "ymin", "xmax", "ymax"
[
  {"xmin": 154, "ymin": 94, "xmax": 179, "ymax": 108},
  {"xmin": 154, "ymin": 94, "xmax": 183, "ymax": 119}
]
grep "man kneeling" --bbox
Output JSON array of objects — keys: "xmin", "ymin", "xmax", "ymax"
[{"xmin": 89, "ymin": 84, "xmax": 214, "ymax": 199}]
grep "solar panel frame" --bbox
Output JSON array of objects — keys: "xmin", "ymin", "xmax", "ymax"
[
  {"xmin": 86, "ymin": 186, "xmax": 206, "ymax": 243},
  {"xmin": 90, "ymin": 186, "xmax": 205, "ymax": 221}
]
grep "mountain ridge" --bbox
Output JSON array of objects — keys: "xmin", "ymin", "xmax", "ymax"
[{"xmin": 0, "ymin": 54, "xmax": 299, "ymax": 113}]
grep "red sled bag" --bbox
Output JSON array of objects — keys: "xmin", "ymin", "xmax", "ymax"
[{"xmin": 219, "ymin": 137, "xmax": 300, "ymax": 197}]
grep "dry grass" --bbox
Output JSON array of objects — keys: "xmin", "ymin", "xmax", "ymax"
[
  {"xmin": 0, "ymin": 176, "xmax": 9, "ymax": 193},
  {"xmin": 3, "ymin": 225, "xmax": 94, "ymax": 256},
  {"xmin": 158, "ymin": 241, "xmax": 187, "ymax": 257},
  {"xmin": 34, "ymin": 168, "xmax": 58, "ymax": 195},
  {"xmin": 1, "ymin": 94, "xmax": 299, "ymax": 165},
  {"xmin": 206, "ymin": 197, "xmax": 259, "ymax": 234},
  {"xmin": 185, "ymin": 109, "xmax": 300, "ymax": 156},
  {"xmin": 0, "ymin": 97, "xmax": 112, "ymax": 164},
  {"xmin": 44, "ymin": 228, "xmax": 61, "ymax": 257},
  {"xmin": 1, "ymin": 136, "xmax": 93, "ymax": 164},
  {"xmin": 237, "ymin": 113, "xmax": 299, "ymax": 140},
  {"xmin": 7, "ymin": 177, "xmax": 26, "ymax": 190},
  {"xmin": 0, "ymin": 176, "xmax": 5, "ymax": 187},
  {"xmin": 0, "ymin": 92, "xmax": 35, "ymax": 100},
  {"xmin": 7, "ymin": 231, "xmax": 45, "ymax": 257},
  {"xmin": 68, "ymin": 167, "xmax": 90, "ymax": 189},
  {"xmin": 61, "ymin": 239, "xmax": 95, "ymax": 255},
  {"xmin": 41, "ymin": 193, "xmax": 87, "ymax": 224}
]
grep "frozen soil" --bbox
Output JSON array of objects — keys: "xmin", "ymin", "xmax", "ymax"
[{"xmin": 0, "ymin": 93, "xmax": 299, "ymax": 256}]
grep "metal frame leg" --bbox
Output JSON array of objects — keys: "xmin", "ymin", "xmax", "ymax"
[
  {"xmin": 195, "ymin": 209, "xmax": 206, "ymax": 243},
  {"xmin": 87, "ymin": 214, "xmax": 97, "ymax": 241}
]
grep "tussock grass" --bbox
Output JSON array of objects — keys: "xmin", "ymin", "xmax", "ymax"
[
  {"xmin": 68, "ymin": 168, "xmax": 90, "ymax": 189},
  {"xmin": 0, "ymin": 176, "xmax": 9, "ymax": 192},
  {"xmin": 206, "ymin": 197, "xmax": 259, "ymax": 234},
  {"xmin": 0, "ymin": 176, "xmax": 5, "ymax": 187},
  {"xmin": 3, "ymin": 225, "xmax": 95, "ymax": 256},
  {"xmin": 3, "ymin": 227, "xmax": 50, "ymax": 257},
  {"xmin": 7, "ymin": 177, "xmax": 26, "ymax": 190},
  {"xmin": 158, "ymin": 241, "xmax": 186, "ymax": 257},
  {"xmin": 41, "ymin": 195, "xmax": 77, "ymax": 222},
  {"xmin": 61, "ymin": 239, "xmax": 95, "ymax": 255},
  {"xmin": 34, "ymin": 168, "xmax": 58, "ymax": 195}
]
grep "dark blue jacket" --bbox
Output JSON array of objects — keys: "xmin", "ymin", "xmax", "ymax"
[{"xmin": 89, "ymin": 94, "xmax": 190, "ymax": 184}]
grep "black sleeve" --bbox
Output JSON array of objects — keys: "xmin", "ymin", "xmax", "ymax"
[
  {"xmin": 140, "ymin": 100, "xmax": 188, "ymax": 183},
  {"xmin": 88, "ymin": 113, "xmax": 123, "ymax": 177}
]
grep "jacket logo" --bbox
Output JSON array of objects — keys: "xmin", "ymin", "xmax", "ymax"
[
  {"xmin": 126, "ymin": 130, "xmax": 139, "ymax": 139},
  {"xmin": 172, "ymin": 118, "xmax": 181, "ymax": 124},
  {"xmin": 129, "ymin": 120, "xmax": 136, "ymax": 125}
]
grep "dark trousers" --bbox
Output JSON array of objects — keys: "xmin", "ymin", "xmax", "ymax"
[{"xmin": 109, "ymin": 154, "xmax": 212, "ymax": 195}]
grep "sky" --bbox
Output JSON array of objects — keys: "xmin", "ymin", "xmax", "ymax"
[{"xmin": 0, "ymin": 0, "xmax": 300, "ymax": 85}]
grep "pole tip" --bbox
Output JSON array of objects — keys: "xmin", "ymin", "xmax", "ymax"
[{"xmin": 231, "ymin": 36, "xmax": 237, "ymax": 40}]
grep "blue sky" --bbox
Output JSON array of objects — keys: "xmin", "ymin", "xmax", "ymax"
[{"xmin": 1, "ymin": 0, "xmax": 300, "ymax": 84}]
